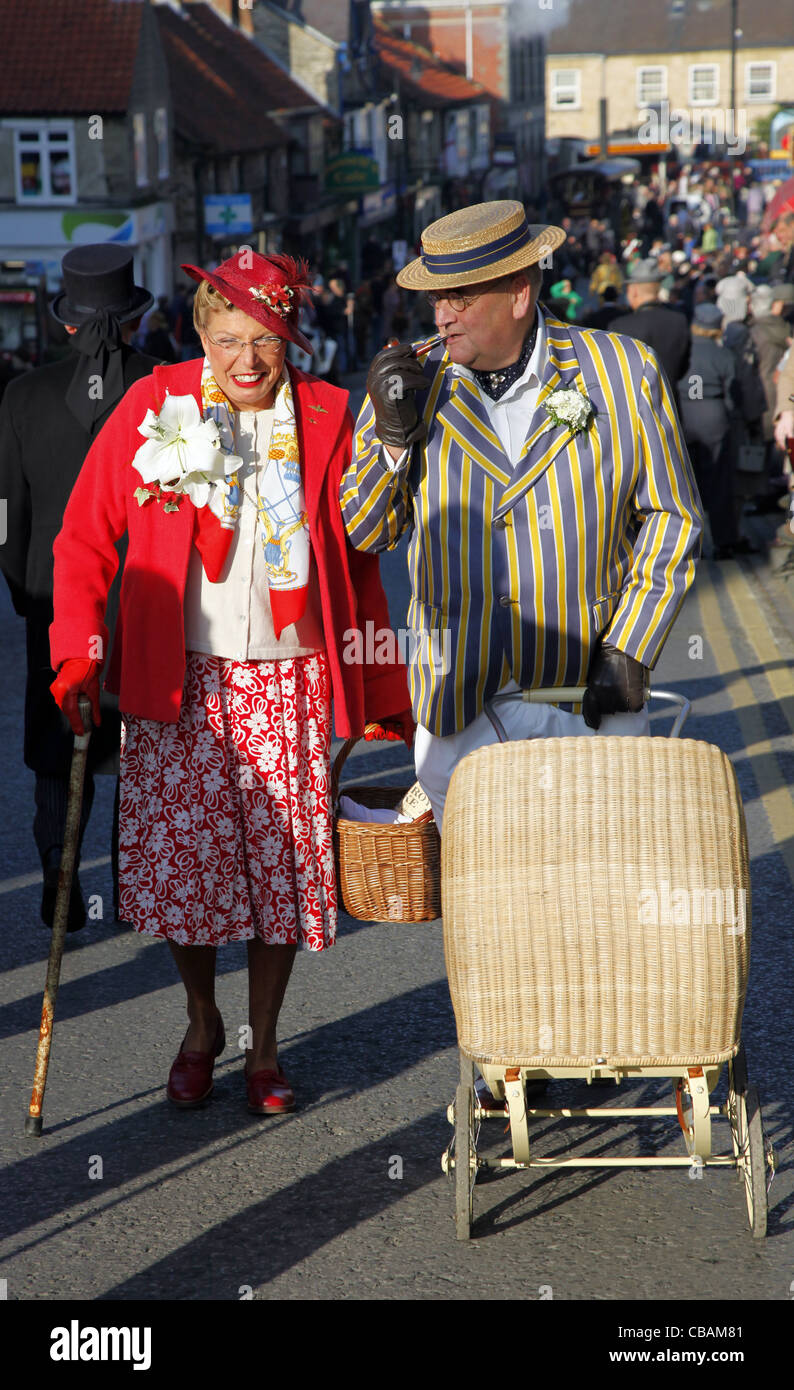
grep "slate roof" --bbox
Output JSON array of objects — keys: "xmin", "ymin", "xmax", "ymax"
[
  {"xmin": 548, "ymin": 0, "xmax": 794, "ymax": 56},
  {"xmin": 372, "ymin": 18, "xmax": 489, "ymax": 107},
  {"xmin": 0, "ymin": 0, "xmax": 145, "ymax": 114},
  {"xmin": 156, "ymin": 3, "xmax": 317, "ymax": 153}
]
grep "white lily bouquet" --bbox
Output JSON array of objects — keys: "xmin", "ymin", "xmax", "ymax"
[
  {"xmin": 543, "ymin": 388, "xmax": 594, "ymax": 440},
  {"xmin": 131, "ymin": 393, "xmax": 241, "ymax": 517}
]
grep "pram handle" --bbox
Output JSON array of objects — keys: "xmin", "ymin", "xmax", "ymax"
[{"xmin": 485, "ymin": 686, "xmax": 691, "ymax": 739}]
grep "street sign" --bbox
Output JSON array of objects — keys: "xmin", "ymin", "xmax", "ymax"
[
  {"xmin": 204, "ymin": 195, "xmax": 253, "ymax": 238},
  {"xmin": 325, "ymin": 153, "xmax": 380, "ymax": 193}
]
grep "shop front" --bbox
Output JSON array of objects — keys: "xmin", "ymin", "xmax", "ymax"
[{"xmin": 0, "ymin": 201, "xmax": 175, "ymax": 296}]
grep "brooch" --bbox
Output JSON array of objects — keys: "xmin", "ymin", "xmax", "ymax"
[{"xmin": 248, "ymin": 284, "xmax": 294, "ymax": 318}]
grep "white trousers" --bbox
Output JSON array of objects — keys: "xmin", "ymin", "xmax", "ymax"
[{"xmin": 414, "ymin": 681, "xmax": 650, "ymax": 831}]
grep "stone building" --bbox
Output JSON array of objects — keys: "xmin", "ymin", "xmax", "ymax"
[{"xmin": 546, "ymin": 0, "xmax": 794, "ymax": 159}]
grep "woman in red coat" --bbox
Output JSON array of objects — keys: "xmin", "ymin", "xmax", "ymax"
[{"xmin": 50, "ymin": 252, "xmax": 411, "ymax": 1115}]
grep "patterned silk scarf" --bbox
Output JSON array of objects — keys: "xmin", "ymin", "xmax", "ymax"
[{"xmin": 200, "ymin": 358, "xmax": 310, "ymax": 638}]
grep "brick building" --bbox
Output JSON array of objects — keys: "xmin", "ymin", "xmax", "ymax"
[{"xmin": 371, "ymin": 0, "xmax": 547, "ymax": 202}]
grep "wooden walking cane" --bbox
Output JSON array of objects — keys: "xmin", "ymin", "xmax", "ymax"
[{"xmin": 24, "ymin": 695, "xmax": 92, "ymax": 1137}]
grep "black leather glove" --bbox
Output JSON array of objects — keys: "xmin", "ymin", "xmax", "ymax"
[
  {"xmin": 582, "ymin": 642, "xmax": 648, "ymax": 731},
  {"xmin": 366, "ymin": 343, "xmax": 428, "ymax": 450}
]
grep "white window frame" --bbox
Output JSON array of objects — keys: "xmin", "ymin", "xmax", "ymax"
[
  {"xmin": 153, "ymin": 107, "xmax": 169, "ymax": 180},
  {"xmin": 636, "ymin": 66, "xmax": 667, "ymax": 107},
  {"xmin": 550, "ymin": 69, "xmax": 581, "ymax": 110},
  {"xmin": 745, "ymin": 61, "xmax": 775, "ymax": 103},
  {"xmin": 689, "ymin": 63, "xmax": 719, "ymax": 106},
  {"xmin": 9, "ymin": 120, "xmax": 76, "ymax": 204},
  {"xmin": 132, "ymin": 112, "xmax": 148, "ymax": 188}
]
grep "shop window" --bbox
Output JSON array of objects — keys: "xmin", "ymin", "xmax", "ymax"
[
  {"xmin": 133, "ymin": 112, "xmax": 148, "ymax": 187},
  {"xmin": 637, "ymin": 67, "xmax": 667, "ymax": 106},
  {"xmin": 551, "ymin": 70, "xmax": 581, "ymax": 110},
  {"xmin": 13, "ymin": 123, "xmax": 76, "ymax": 202},
  {"xmin": 689, "ymin": 64, "xmax": 719, "ymax": 106},
  {"xmin": 745, "ymin": 62, "xmax": 775, "ymax": 102},
  {"xmin": 154, "ymin": 107, "xmax": 169, "ymax": 180}
]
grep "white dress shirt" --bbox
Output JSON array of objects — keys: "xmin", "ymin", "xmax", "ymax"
[{"xmin": 183, "ymin": 407, "xmax": 325, "ymax": 661}]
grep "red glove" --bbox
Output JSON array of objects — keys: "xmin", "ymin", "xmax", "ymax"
[
  {"xmin": 364, "ymin": 710, "xmax": 415, "ymax": 749},
  {"xmin": 49, "ymin": 658, "xmax": 101, "ymax": 736}
]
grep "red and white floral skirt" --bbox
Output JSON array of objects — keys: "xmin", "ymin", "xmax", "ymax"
[{"xmin": 118, "ymin": 651, "xmax": 336, "ymax": 950}]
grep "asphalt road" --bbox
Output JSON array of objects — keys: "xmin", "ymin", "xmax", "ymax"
[{"xmin": 1, "ymin": 411, "xmax": 793, "ymax": 1311}]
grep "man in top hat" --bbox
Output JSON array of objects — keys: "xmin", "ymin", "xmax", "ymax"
[
  {"xmin": 608, "ymin": 258, "xmax": 691, "ymax": 393},
  {"xmin": 0, "ymin": 244, "xmax": 160, "ymax": 931},
  {"xmin": 341, "ymin": 200, "xmax": 702, "ymax": 827}
]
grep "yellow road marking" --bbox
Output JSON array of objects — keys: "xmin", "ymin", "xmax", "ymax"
[
  {"xmin": 721, "ymin": 562, "xmax": 794, "ymax": 736},
  {"xmin": 694, "ymin": 569, "xmax": 794, "ymax": 884}
]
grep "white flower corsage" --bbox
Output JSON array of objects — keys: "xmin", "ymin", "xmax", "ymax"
[
  {"xmin": 543, "ymin": 388, "xmax": 594, "ymax": 439},
  {"xmin": 131, "ymin": 393, "xmax": 241, "ymax": 516}
]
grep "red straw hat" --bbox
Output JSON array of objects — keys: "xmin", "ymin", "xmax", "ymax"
[{"xmin": 181, "ymin": 250, "xmax": 314, "ymax": 355}]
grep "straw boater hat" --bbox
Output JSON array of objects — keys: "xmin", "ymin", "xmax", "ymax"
[{"xmin": 396, "ymin": 201, "xmax": 566, "ymax": 291}]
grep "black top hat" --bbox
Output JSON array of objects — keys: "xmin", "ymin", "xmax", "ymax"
[{"xmin": 50, "ymin": 244, "xmax": 153, "ymax": 326}]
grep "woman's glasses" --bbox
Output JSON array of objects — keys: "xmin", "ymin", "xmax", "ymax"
[{"xmin": 204, "ymin": 330, "xmax": 286, "ymax": 354}]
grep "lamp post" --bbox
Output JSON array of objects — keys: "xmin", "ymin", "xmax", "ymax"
[{"xmin": 730, "ymin": 0, "xmax": 741, "ymax": 219}]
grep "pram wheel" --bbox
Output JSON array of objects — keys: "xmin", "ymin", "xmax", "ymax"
[
  {"xmin": 454, "ymin": 1078, "xmax": 476, "ymax": 1240},
  {"xmin": 739, "ymin": 1084, "xmax": 768, "ymax": 1239}
]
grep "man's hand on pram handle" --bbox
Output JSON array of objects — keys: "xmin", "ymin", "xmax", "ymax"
[
  {"xmin": 582, "ymin": 643, "xmax": 648, "ymax": 731},
  {"xmin": 364, "ymin": 710, "xmax": 416, "ymax": 748}
]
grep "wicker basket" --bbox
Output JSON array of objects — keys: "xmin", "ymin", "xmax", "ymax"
[
  {"xmin": 332, "ymin": 735, "xmax": 441, "ymax": 923},
  {"xmin": 442, "ymin": 737, "xmax": 751, "ymax": 1068}
]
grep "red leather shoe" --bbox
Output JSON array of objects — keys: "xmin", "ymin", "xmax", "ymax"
[
  {"xmin": 245, "ymin": 1066, "xmax": 295, "ymax": 1115},
  {"xmin": 167, "ymin": 1017, "xmax": 225, "ymax": 1108}
]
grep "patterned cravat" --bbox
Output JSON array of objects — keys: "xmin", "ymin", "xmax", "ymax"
[{"xmin": 471, "ymin": 322, "xmax": 538, "ymax": 401}]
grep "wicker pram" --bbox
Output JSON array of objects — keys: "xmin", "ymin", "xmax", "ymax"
[{"xmin": 441, "ymin": 691, "xmax": 774, "ymax": 1239}]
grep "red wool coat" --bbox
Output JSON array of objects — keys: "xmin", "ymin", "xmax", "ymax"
[{"xmin": 50, "ymin": 359, "xmax": 409, "ymax": 735}]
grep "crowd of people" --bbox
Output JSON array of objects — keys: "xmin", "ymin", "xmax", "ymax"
[{"xmin": 538, "ymin": 164, "xmax": 794, "ymax": 561}]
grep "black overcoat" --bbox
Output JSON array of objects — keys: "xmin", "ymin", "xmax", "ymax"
[
  {"xmin": 608, "ymin": 302, "xmax": 692, "ymax": 395},
  {"xmin": 0, "ymin": 346, "xmax": 160, "ymax": 775}
]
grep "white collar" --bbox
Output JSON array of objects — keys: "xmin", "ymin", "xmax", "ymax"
[{"xmin": 451, "ymin": 306, "xmax": 546, "ymax": 404}]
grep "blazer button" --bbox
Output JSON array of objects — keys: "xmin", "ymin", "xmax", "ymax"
[
  {"xmin": 498, "ymin": 595, "xmax": 513, "ymax": 607},
  {"xmin": 493, "ymin": 516, "xmax": 508, "ymax": 529}
]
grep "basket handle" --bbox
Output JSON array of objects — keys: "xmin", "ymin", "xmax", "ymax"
[
  {"xmin": 332, "ymin": 724, "xmax": 392, "ymax": 804},
  {"xmin": 331, "ymin": 735, "xmax": 361, "ymax": 805}
]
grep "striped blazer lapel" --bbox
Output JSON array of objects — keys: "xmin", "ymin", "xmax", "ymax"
[
  {"xmin": 434, "ymin": 372, "xmax": 512, "ymax": 487},
  {"xmin": 495, "ymin": 314, "xmax": 589, "ymax": 520}
]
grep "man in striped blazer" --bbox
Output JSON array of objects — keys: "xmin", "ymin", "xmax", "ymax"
[{"xmin": 341, "ymin": 202, "xmax": 703, "ymax": 826}]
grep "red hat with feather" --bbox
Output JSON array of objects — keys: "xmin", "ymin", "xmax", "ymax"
[{"xmin": 181, "ymin": 250, "xmax": 314, "ymax": 355}]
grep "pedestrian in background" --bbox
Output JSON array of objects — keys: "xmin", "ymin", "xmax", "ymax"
[
  {"xmin": 749, "ymin": 282, "xmax": 794, "ymax": 504},
  {"xmin": 609, "ymin": 259, "xmax": 691, "ymax": 395},
  {"xmin": 0, "ymin": 245, "xmax": 159, "ymax": 932},
  {"xmin": 677, "ymin": 303, "xmax": 741, "ymax": 560}
]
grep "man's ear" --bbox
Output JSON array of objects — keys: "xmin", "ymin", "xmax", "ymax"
[{"xmin": 512, "ymin": 272, "xmax": 534, "ymax": 321}]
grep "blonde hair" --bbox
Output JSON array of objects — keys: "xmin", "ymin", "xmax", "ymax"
[
  {"xmin": 691, "ymin": 322, "xmax": 722, "ymax": 339},
  {"xmin": 192, "ymin": 279, "xmax": 235, "ymax": 334}
]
